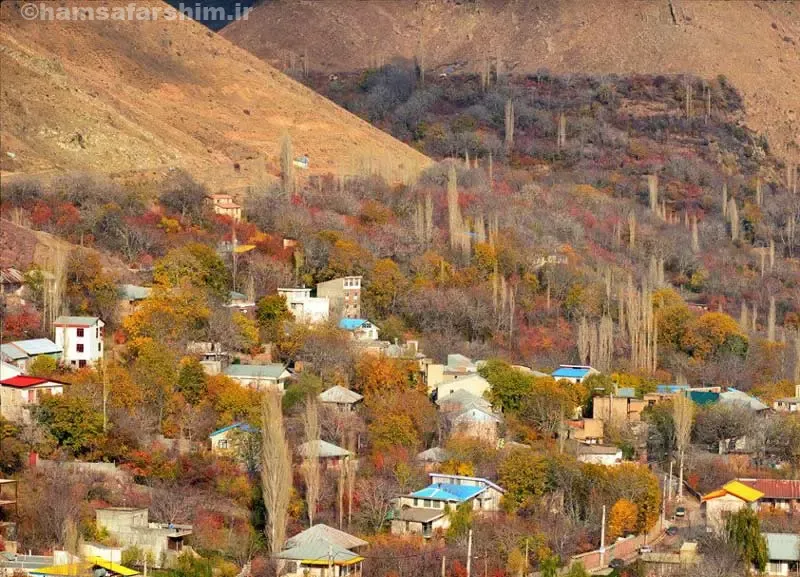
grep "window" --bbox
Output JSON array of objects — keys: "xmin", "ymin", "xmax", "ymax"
[
  {"xmin": 76, "ymin": 343, "xmax": 84, "ymax": 353},
  {"xmin": 78, "ymin": 360, "xmax": 87, "ymax": 368},
  {"xmin": 424, "ymin": 499, "xmax": 432, "ymax": 508},
  {"xmin": 413, "ymin": 498, "xmax": 418, "ymax": 506},
  {"xmin": 217, "ymin": 439, "xmax": 229, "ymax": 449},
  {"xmin": 98, "ymin": 343, "xmax": 102, "ymax": 352},
  {"xmin": 76, "ymin": 328, "xmax": 84, "ymax": 337}
]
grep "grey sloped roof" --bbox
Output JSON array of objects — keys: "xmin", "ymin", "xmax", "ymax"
[
  {"xmin": 416, "ymin": 447, "xmax": 450, "ymax": 463},
  {"xmin": 278, "ymin": 540, "xmax": 361, "ymax": 564},
  {"xmin": 285, "ymin": 524, "xmax": 367, "ymax": 550},
  {"xmin": 719, "ymin": 389, "xmax": 769, "ymax": 411},
  {"xmin": 395, "ymin": 507, "xmax": 446, "ymax": 523},
  {"xmin": 319, "ymin": 385, "xmax": 363, "ymax": 405},
  {"xmin": 224, "ymin": 364, "xmax": 288, "ymax": 379},
  {"xmin": 3, "ymin": 339, "xmax": 62, "ymax": 356},
  {"xmin": 297, "ymin": 439, "xmax": 351, "ymax": 459},
  {"xmin": 53, "ymin": 316, "xmax": 100, "ymax": 326},
  {"xmin": 436, "ymin": 388, "xmax": 491, "ymax": 410}
]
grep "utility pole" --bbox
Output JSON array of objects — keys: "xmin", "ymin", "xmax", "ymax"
[
  {"xmin": 231, "ymin": 219, "xmax": 238, "ymax": 293},
  {"xmin": 328, "ymin": 544, "xmax": 333, "ymax": 577},
  {"xmin": 524, "ymin": 538, "xmax": 529, "ymax": 575},
  {"xmin": 599, "ymin": 505, "xmax": 607, "ymax": 567},
  {"xmin": 662, "ymin": 474, "xmax": 668, "ymax": 527},
  {"xmin": 101, "ymin": 354, "xmax": 108, "ymax": 433},
  {"xmin": 441, "ymin": 555, "xmax": 446, "ymax": 577},
  {"xmin": 466, "ymin": 529, "xmax": 473, "ymax": 577}
]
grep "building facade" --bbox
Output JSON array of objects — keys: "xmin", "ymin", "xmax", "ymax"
[
  {"xmin": 278, "ymin": 288, "xmax": 330, "ymax": 324},
  {"xmin": 53, "ymin": 316, "xmax": 104, "ymax": 368},
  {"xmin": 316, "ymin": 276, "xmax": 362, "ymax": 319},
  {"xmin": 206, "ymin": 193, "xmax": 242, "ymax": 222}
]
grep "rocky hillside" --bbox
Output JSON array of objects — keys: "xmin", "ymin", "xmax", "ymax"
[
  {"xmin": 222, "ymin": 0, "xmax": 800, "ymax": 159},
  {"xmin": 0, "ymin": 0, "xmax": 430, "ymax": 190}
]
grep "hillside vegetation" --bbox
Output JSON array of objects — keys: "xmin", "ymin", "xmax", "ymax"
[
  {"xmin": 0, "ymin": 0, "xmax": 430, "ymax": 189},
  {"xmin": 222, "ymin": 0, "xmax": 800, "ymax": 160}
]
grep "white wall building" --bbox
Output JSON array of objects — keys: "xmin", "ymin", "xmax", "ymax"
[
  {"xmin": 278, "ymin": 288, "xmax": 329, "ymax": 324},
  {"xmin": 53, "ymin": 316, "xmax": 104, "ymax": 368}
]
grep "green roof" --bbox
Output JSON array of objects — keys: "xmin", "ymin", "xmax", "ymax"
[
  {"xmin": 224, "ymin": 364, "xmax": 288, "ymax": 379},
  {"xmin": 765, "ymin": 533, "xmax": 800, "ymax": 561}
]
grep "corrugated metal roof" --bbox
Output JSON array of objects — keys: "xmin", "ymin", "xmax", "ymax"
[
  {"xmin": 297, "ymin": 439, "xmax": 351, "ymax": 459},
  {"xmin": 394, "ymin": 507, "xmax": 446, "ymax": 523},
  {"xmin": 6, "ymin": 338, "xmax": 62, "ymax": 356},
  {"xmin": 739, "ymin": 479, "xmax": 800, "ymax": 500},
  {"xmin": 416, "ymin": 447, "xmax": 450, "ymax": 463},
  {"xmin": 552, "ymin": 365, "xmax": 594, "ymax": 379},
  {"xmin": 411, "ymin": 483, "xmax": 484, "ymax": 502},
  {"xmin": 224, "ymin": 364, "xmax": 288, "ymax": 379},
  {"xmin": 339, "ymin": 318, "xmax": 368, "ymax": 330},
  {"xmin": 765, "ymin": 533, "xmax": 800, "ymax": 562},
  {"xmin": 0, "ymin": 343, "xmax": 28, "ymax": 360},
  {"xmin": 721, "ymin": 480, "xmax": 764, "ymax": 502},
  {"xmin": 616, "ymin": 387, "xmax": 637, "ymax": 398},
  {"xmin": 209, "ymin": 422, "xmax": 257, "ymax": 438},
  {"xmin": 720, "ymin": 389, "xmax": 768, "ymax": 411},
  {"xmin": 318, "ymin": 385, "xmax": 363, "ymax": 405},
  {"xmin": 53, "ymin": 316, "xmax": 100, "ymax": 327},
  {"xmin": 285, "ymin": 524, "xmax": 367, "ymax": 551},
  {"xmin": 278, "ymin": 541, "xmax": 362, "ymax": 565},
  {"xmin": 436, "ymin": 388, "xmax": 491, "ymax": 410}
]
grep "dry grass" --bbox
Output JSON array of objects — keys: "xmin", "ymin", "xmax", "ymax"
[
  {"xmin": 0, "ymin": 0, "xmax": 431, "ymax": 190},
  {"xmin": 223, "ymin": 0, "xmax": 800, "ymax": 159}
]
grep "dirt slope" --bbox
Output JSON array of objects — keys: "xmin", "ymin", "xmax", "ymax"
[
  {"xmin": 0, "ymin": 0, "xmax": 430, "ymax": 190},
  {"xmin": 223, "ymin": 0, "xmax": 800, "ymax": 158}
]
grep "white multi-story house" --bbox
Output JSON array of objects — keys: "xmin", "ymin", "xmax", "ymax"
[
  {"xmin": 277, "ymin": 288, "xmax": 329, "ymax": 324},
  {"xmin": 53, "ymin": 316, "xmax": 104, "ymax": 368}
]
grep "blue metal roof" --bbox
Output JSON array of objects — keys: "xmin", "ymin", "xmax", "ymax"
[
  {"xmin": 552, "ymin": 366, "xmax": 592, "ymax": 378},
  {"xmin": 411, "ymin": 483, "xmax": 484, "ymax": 502},
  {"xmin": 656, "ymin": 384, "xmax": 690, "ymax": 394},
  {"xmin": 339, "ymin": 318, "xmax": 367, "ymax": 330},
  {"xmin": 688, "ymin": 391, "xmax": 720, "ymax": 405}
]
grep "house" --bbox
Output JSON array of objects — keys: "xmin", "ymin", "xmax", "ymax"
[
  {"xmin": 318, "ymin": 385, "xmax": 363, "ymax": 411},
  {"xmin": 53, "ymin": 316, "xmax": 104, "ymax": 368},
  {"xmin": 764, "ymin": 533, "xmax": 800, "ymax": 576},
  {"xmin": 95, "ymin": 508, "xmax": 192, "ymax": 569},
  {"xmin": 566, "ymin": 418, "xmax": 605, "ymax": 444},
  {"xmin": 226, "ymin": 290, "xmax": 256, "ymax": 312},
  {"xmin": 0, "ymin": 338, "xmax": 62, "ymax": 370},
  {"xmin": 118, "ymin": 284, "xmax": 152, "ymax": 318},
  {"xmin": 701, "ymin": 480, "xmax": 764, "ymax": 534},
  {"xmin": 316, "ymin": 276, "xmax": 362, "ymax": 319},
  {"xmin": 0, "ymin": 375, "xmax": 67, "ymax": 423},
  {"xmin": 223, "ymin": 363, "xmax": 291, "ymax": 391},
  {"xmin": 209, "ymin": 423, "xmax": 258, "ymax": 457},
  {"xmin": 280, "ymin": 523, "xmax": 367, "ymax": 576},
  {"xmin": 552, "ymin": 365, "xmax": 599, "ymax": 384},
  {"xmin": 644, "ymin": 384, "xmax": 691, "ymax": 405},
  {"xmin": 338, "ymin": 318, "xmax": 379, "ymax": 341},
  {"xmin": 278, "ymin": 287, "xmax": 330, "ymax": 324},
  {"xmin": 432, "ymin": 373, "xmax": 491, "ymax": 402},
  {"xmin": 0, "ymin": 268, "xmax": 24, "ymax": 296},
  {"xmin": 416, "ymin": 447, "xmax": 450, "ymax": 471},
  {"xmin": 450, "ymin": 407, "xmax": 501, "ymax": 442},
  {"xmin": 774, "ymin": 385, "xmax": 800, "ymax": 413},
  {"xmin": 575, "ymin": 444, "xmax": 623, "ymax": 466},
  {"xmin": 435, "ymin": 389, "xmax": 492, "ymax": 413},
  {"xmin": 592, "ymin": 393, "xmax": 647, "ymax": 424},
  {"xmin": 296, "ymin": 439, "xmax": 352, "ymax": 470},
  {"xmin": 738, "ymin": 479, "xmax": 800, "ymax": 514},
  {"xmin": 280, "ymin": 528, "xmax": 365, "ymax": 577},
  {"xmin": 391, "ymin": 474, "xmax": 504, "ymax": 538},
  {"xmin": 187, "ymin": 341, "xmax": 229, "ymax": 363},
  {"xmin": 206, "ymin": 193, "xmax": 241, "ymax": 222}
]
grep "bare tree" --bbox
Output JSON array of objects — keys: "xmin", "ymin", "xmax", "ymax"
[
  {"xmin": 260, "ymin": 393, "xmax": 292, "ymax": 563},
  {"xmin": 280, "ymin": 132, "xmax": 294, "ymax": 195},
  {"xmin": 301, "ymin": 400, "xmax": 321, "ymax": 527},
  {"xmin": 355, "ymin": 477, "xmax": 397, "ymax": 533},
  {"xmin": 672, "ymin": 394, "xmax": 694, "ymax": 498}
]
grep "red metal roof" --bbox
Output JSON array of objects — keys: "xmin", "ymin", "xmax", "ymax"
[
  {"xmin": 738, "ymin": 479, "xmax": 800, "ymax": 500},
  {"xmin": 0, "ymin": 376, "xmax": 66, "ymax": 389}
]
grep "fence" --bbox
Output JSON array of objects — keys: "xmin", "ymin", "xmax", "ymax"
[{"xmin": 568, "ymin": 518, "xmax": 665, "ymax": 573}]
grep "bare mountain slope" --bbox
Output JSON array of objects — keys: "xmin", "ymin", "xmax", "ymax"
[
  {"xmin": 223, "ymin": 0, "xmax": 800, "ymax": 158},
  {"xmin": 0, "ymin": 1, "xmax": 430, "ymax": 189}
]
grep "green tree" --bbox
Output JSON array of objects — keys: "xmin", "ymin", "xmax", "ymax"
[
  {"xmin": 153, "ymin": 243, "xmax": 229, "ymax": 300},
  {"xmin": 176, "ymin": 357, "xmax": 207, "ymax": 405},
  {"xmin": 445, "ymin": 502, "xmax": 472, "ymax": 542},
  {"xmin": 479, "ymin": 359, "xmax": 534, "ymax": 412},
  {"xmin": 256, "ymin": 294, "xmax": 292, "ymax": 342},
  {"xmin": 28, "ymin": 355, "xmax": 58, "ymax": 378},
  {"xmin": 132, "ymin": 338, "xmax": 178, "ymax": 431},
  {"xmin": 565, "ymin": 563, "xmax": 590, "ymax": 577},
  {"xmin": 498, "ymin": 449, "xmax": 547, "ymax": 511},
  {"xmin": 726, "ymin": 507, "xmax": 767, "ymax": 572},
  {"xmin": 35, "ymin": 395, "xmax": 104, "ymax": 456}
]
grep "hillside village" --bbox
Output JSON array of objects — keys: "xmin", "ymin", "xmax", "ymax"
[{"xmin": 1, "ymin": 2, "xmax": 799, "ymax": 577}]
